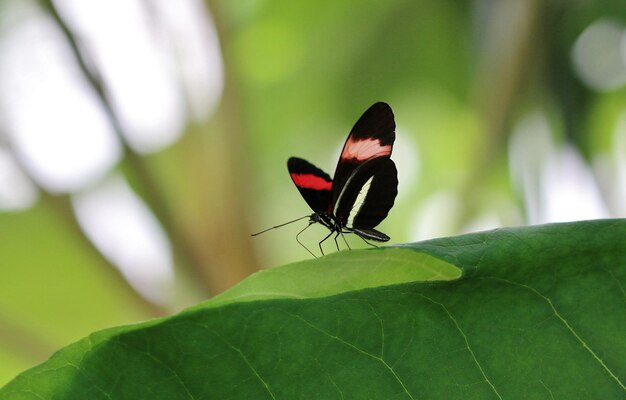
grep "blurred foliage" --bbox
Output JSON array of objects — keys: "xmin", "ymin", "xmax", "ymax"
[
  {"xmin": 2, "ymin": 0, "xmax": 626, "ymax": 386},
  {"xmin": 0, "ymin": 200, "xmax": 149, "ymax": 381}
]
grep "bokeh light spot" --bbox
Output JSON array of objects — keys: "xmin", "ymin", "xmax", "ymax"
[
  {"xmin": 0, "ymin": 3, "xmax": 121, "ymax": 192},
  {"xmin": 572, "ymin": 19, "xmax": 626, "ymax": 92},
  {"xmin": 72, "ymin": 175, "xmax": 174, "ymax": 305},
  {"xmin": 0, "ymin": 148, "xmax": 38, "ymax": 211},
  {"xmin": 54, "ymin": 0, "xmax": 186, "ymax": 153}
]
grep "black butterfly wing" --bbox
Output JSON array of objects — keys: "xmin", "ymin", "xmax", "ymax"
[
  {"xmin": 334, "ymin": 157, "xmax": 398, "ymax": 240},
  {"xmin": 287, "ymin": 157, "xmax": 332, "ymax": 214},
  {"xmin": 331, "ymin": 102, "xmax": 396, "ymax": 209}
]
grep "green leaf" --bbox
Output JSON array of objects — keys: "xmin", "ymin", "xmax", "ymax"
[{"xmin": 2, "ymin": 220, "xmax": 625, "ymax": 399}]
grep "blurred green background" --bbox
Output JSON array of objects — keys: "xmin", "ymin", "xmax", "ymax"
[{"xmin": 1, "ymin": 0, "xmax": 626, "ymax": 386}]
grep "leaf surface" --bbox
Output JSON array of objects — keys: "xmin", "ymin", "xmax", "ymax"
[{"xmin": 1, "ymin": 220, "xmax": 625, "ymax": 399}]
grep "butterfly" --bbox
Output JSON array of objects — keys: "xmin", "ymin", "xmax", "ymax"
[{"xmin": 253, "ymin": 102, "xmax": 398, "ymax": 256}]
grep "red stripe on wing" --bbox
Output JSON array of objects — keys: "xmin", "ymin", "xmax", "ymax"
[
  {"xmin": 340, "ymin": 137, "xmax": 392, "ymax": 161},
  {"xmin": 290, "ymin": 173, "xmax": 333, "ymax": 190}
]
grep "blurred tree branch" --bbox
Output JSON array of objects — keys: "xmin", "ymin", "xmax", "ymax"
[
  {"xmin": 188, "ymin": 0, "xmax": 260, "ymax": 292},
  {"xmin": 457, "ymin": 0, "xmax": 541, "ymax": 229},
  {"xmin": 42, "ymin": 191, "xmax": 169, "ymax": 316},
  {"xmin": 38, "ymin": 0, "xmax": 220, "ymax": 298},
  {"xmin": 39, "ymin": 0, "xmax": 259, "ymax": 297},
  {"xmin": 0, "ymin": 139, "xmax": 166, "ymax": 317}
]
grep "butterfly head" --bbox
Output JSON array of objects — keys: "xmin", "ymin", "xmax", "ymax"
[{"xmin": 309, "ymin": 212, "xmax": 337, "ymax": 232}]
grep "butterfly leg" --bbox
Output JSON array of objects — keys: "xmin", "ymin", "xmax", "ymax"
[
  {"xmin": 340, "ymin": 232, "xmax": 351, "ymax": 250},
  {"xmin": 333, "ymin": 231, "xmax": 342, "ymax": 252},
  {"xmin": 296, "ymin": 222, "xmax": 317, "ymax": 258},
  {"xmin": 358, "ymin": 236, "xmax": 379, "ymax": 249},
  {"xmin": 318, "ymin": 229, "xmax": 334, "ymax": 256}
]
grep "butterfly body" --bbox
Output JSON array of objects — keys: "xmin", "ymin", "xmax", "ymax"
[{"xmin": 287, "ymin": 102, "xmax": 399, "ymax": 254}]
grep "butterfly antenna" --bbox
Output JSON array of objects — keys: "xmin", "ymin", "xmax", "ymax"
[
  {"xmin": 251, "ymin": 215, "xmax": 311, "ymax": 236},
  {"xmin": 296, "ymin": 221, "xmax": 317, "ymax": 258}
]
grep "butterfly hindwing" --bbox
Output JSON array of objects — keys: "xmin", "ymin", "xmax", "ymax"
[
  {"xmin": 287, "ymin": 157, "xmax": 332, "ymax": 214},
  {"xmin": 331, "ymin": 102, "xmax": 396, "ymax": 208},
  {"xmin": 334, "ymin": 157, "xmax": 398, "ymax": 233}
]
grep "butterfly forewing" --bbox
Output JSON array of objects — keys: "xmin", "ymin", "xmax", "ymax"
[
  {"xmin": 287, "ymin": 157, "xmax": 332, "ymax": 214},
  {"xmin": 331, "ymin": 102, "xmax": 396, "ymax": 209}
]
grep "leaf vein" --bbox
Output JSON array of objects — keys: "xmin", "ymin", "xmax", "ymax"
[
  {"xmin": 602, "ymin": 267, "xmax": 626, "ymax": 299},
  {"xmin": 289, "ymin": 313, "xmax": 416, "ymax": 400},
  {"xmin": 366, "ymin": 301, "xmax": 385, "ymax": 358},
  {"xmin": 539, "ymin": 378, "xmax": 555, "ymax": 400},
  {"xmin": 199, "ymin": 325, "xmax": 277, "ymax": 400},
  {"xmin": 144, "ymin": 353, "xmax": 197, "ymax": 400},
  {"xmin": 418, "ymin": 294, "xmax": 503, "ymax": 400},
  {"xmin": 483, "ymin": 277, "xmax": 626, "ymax": 392}
]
